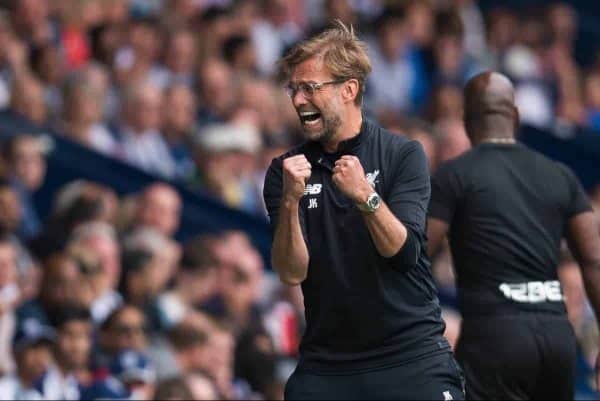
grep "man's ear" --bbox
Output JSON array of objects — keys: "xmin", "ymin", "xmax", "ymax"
[{"xmin": 342, "ymin": 79, "xmax": 360, "ymax": 104}]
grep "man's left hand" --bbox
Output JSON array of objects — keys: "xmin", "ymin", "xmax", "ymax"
[{"xmin": 332, "ymin": 155, "xmax": 373, "ymax": 203}]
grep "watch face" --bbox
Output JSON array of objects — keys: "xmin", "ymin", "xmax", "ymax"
[{"xmin": 368, "ymin": 194, "xmax": 381, "ymax": 210}]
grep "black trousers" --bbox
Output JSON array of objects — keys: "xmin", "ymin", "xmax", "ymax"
[
  {"xmin": 456, "ymin": 314, "xmax": 577, "ymax": 400},
  {"xmin": 284, "ymin": 352, "xmax": 465, "ymax": 400}
]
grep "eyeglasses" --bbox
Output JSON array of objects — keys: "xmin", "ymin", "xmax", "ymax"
[{"xmin": 285, "ymin": 79, "xmax": 347, "ymax": 98}]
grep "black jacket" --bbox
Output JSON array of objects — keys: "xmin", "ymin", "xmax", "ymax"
[{"xmin": 263, "ymin": 119, "xmax": 449, "ymax": 372}]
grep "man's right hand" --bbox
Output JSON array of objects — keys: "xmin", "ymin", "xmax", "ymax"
[{"xmin": 282, "ymin": 155, "xmax": 311, "ymax": 202}]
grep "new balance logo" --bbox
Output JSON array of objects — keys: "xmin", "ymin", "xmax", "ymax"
[
  {"xmin": 304, "ymin": 184, "xmax": 322, "ymax": 195},
  {"xmin": 443, "ymin": 391, "xmax": 453, "ymax": 401},
  {"xmin": 499, "ymin": 280, "xmax": 563, "ymax": 303}
]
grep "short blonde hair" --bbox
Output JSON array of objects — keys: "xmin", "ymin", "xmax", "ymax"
[{"xmin": 277, "ymin": 21, "xmax": 372, "ymax": 106}]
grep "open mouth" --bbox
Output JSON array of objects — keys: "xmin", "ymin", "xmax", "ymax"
[{"xmin": 299, "ymin": 111, "xmax": 322, "ymax": 126}]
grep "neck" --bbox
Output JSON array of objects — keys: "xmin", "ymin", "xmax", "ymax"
[{"xmin": 322, "ymin": 108, "xmax": 362, "ymax": 153}]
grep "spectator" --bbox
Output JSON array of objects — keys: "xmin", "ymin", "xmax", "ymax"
[
  {"xmin": 166, "ymin": 324, "xmax": 212, "ymax": 378},
  {"xmin": 10, "ymin": 0, "xmax": 56, "ymax": 46},
  {"xmin": 17, "ymin": 253, "xmax": 90, "ymax": 328},
  {"xmin": 366, "ymin": 7, "xmax": 428, "ymax": 117},
  {"xmin": 67, "ymin": 222, "xmax": 123, "ymax": 324},
  {"xmin": 109, "ymin": 350, "xmax": 156, "ymax": 400},
  {"xmin": 153, "ymin": 236, "xmax": 219, "ymax": 331},
  {"xmin": 44, "ymin": 307, "xmax": 94, "ymax": 400},
  {"xmin": 160, "ymin": 28, "xmax": 198, "ymax": 87},
  {"xmin": 153, "ymin": 376, "xmax": 194, "ymax": 401},
  {"xmin": 195, "ymin": 58, "xmax": 237, "ymax": 126},
  {"xmin": 120, "ymin": 227, "xmax": 181, "ymax": 307},
  {"xmin": 185, "ymin": 372, "xmax": 219, "ymax": 400},
  {"xmin": 29, "ymin": 43, "xmax": 66, "ymax": 120},
  {"xmin": 161, "ymin": 85, "xmax": 197, "ymax": 180},
  {"xmin": 0, "ymin": 237, "xmax": 21, "ymax": 376},
  {"xmin": 0, "ymin": 320, "xmax": 55, "ymax": 400},
  {"xmin": 8, "ymin": 75, "xmax": 48, "ymax": 129},
  {"xmin": 114, "ymin": 80, "xmax": 176, "ymax": 178},
  {"xmin": 132, "ymin": 183, "xmax": 182, "ymax": 238},
  {"xmin": 58, "ymin": 75, "xmax": 117, "ymax": 156},
  {"xmin": 223, "ymin": 34, "xmax": 259, "ymax": 76}
]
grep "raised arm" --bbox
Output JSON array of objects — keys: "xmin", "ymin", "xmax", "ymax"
[{"xmin": 264, "ymin": 155, "xmax": 311, "ymax": 286}]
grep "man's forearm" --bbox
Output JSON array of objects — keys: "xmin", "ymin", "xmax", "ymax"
[
  {"xmin": 362, "ymin": 201, "xmax": 408, "ymax": 258},
  {"xmin": 271, "ymin": 198, "xmax": 309, "ymax": 285},
  {"xmin": 581, "ymin": 262, "xmax": 600, "ymax": 333}
]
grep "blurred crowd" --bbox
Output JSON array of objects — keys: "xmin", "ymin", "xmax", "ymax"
[{"xmin": 0, "ymin": 0, "xmax": 598, "ymax": 399}]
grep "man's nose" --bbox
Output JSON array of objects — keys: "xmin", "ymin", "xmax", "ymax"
[{"xmin": 292, "ymin": 90, "xmax": 308, "ymax": 108}]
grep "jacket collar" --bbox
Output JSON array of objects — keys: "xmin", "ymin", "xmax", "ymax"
[{"xmin": 304, "ymin": 117, "xmax": 372, "ymax": 163}]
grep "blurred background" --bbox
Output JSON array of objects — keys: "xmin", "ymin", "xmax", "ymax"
[{"xmin": 0, "ymin": 0, "xmax": 597, "ymax": 399}]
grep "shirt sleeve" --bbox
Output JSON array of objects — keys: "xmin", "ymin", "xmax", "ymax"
[
  {"xmin": 428, "ymin": 160, "xmax": 462, "ymax": 224},
  {"xmin": 558, "ymin": 163, "xmax": 592, "ymax": 218},
  {"xmin": 263, "ymin": 157, "xmax": 283, "ymax": 233},
  {"xmin": 384, "ymin": 140, "xmax": 430, "ymax": 271}
]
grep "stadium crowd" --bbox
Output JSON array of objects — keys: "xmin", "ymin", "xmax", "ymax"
[{"xmin": 0, "ymin": 0, "xmax": 597, "ymax": 399}]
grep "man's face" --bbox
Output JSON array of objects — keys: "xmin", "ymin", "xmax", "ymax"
[
  {"xmin": 139, "ymin": 187, "xmax": 181, "ymax": 237},
  {"xmin": 0, "ymin": 188, "xmax": 20, "ymax": 234},
  {"xmin": 0, "ymin": 243, "xmax": 16, "ymax": 290},
  {"xmin": 107, "ymin": 308, "xmax": 148, "ymax": 353},
  {"xmin": 17, "ymin": 344, "xmax": 53, "ymax": 384},
  {"xmin": 12, "ymin": 138, "xmax": 46, "ymax": 191},
  {"xmin": 289, "ymin": 58, "xmax": 344, "ymax": 144},
  {"xmin": 57, "ymin": 320, "xmax": 92, "ymax": 371}
]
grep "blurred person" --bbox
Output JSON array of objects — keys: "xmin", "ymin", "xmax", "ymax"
[
  {"xmin": 115, "ymin": 80, "xmax": 176, "ymax": 178},
  {"xmin": 308, "ymin": 0, "xmax": 358, "ymax": 38},
  {"xmin": 0, "ymin": 320, "xmax": 56, "ymax": 400},
  {"xmin": 0, "ymin": 237, "xmax": 21, "ymax": 377},
  {"xmin": 195, "ymin": 58, "xmax": 237, "ymax": 125},
  {"xmin": 193, "ymin": 6, "xmax": 235, "ymax": 61},
  {"xmin": 113, "ymin": 16, "xmax": 164, "ymax": 87},
  {"xmin": 452, "ymin": 0, "xmax": 487, "ymax": 61},
  {"xmin": 159, "ymin": 28, "xmax": 198, "ymax": 87},
  {"xmin": 0, "ymin": 178, "xmax": 38, "ymax": 300},
  {"xmin": 16, "ymin": 253, "xmax": 90, "ymax": 328},
  {"xmin": 427, "ymin": 71, "xmax": 600, "ymax": 399},
  {"xmin": 482, "ymin": 7, "xmax": 518, "ymax": 70},
  {"xmin": 132, "ymin": 183, "xmax": 182, "ymax": 238},
  {"xmin": 28, "ymin": 43, "xmax": 66, "ymax": 120},
  {"xmin": 427, "ymin": 84, "xmax": 464, "ymax": 123},
  {"xmin": 58, "ymin": 75, "xmax": 117, "ymax": 156},
  {"xmin": 547, "ymin": 3, "xmax": 578, "ymax": 53},
  {"xmin": 161, "ymin": 85, "xmax": 197, "ymax": 180},
  {"xmin": 2, "ymin": 134, "xmax": 46, "ymax": 240},
  {"xmin": 206, "ymin": 245, "xmax": 266, "ymax": 336},
  {"xmin": 98, "ymin": 305, "xmax": 149, "ymax": 361},
  {"xmin": 583, "ymin": 71, "xmax": 600, "ymax": 131},
  {"xmin": 43, "ymin": 307, "xmax": 94, "ymax": 400},
  {"xmin": 109, "ymin": 349, "xmax": 156, "ymax": 400},
  {"xmin": 237, "ymin": 77, "xmax": 292, "ymax": 145},
  {"xmin": 167, "ymin": 324, "xmax": 211, "ymax": 378},
  {"xmin": 402, "ymin": 119, "xmax": 439, "ymax": 172},
  {"xmin": 431, "ymin": 9, "xmax": 482, "ymax": 87},
  {"xmin": 30, "ymin": 180, "xmax": 119, "ymax": 259},
  {"xmin": 0, "ymin": 11, "xmax": 21, "ymax": 108},
  {"xmin": 251, "ymin": 0, "xmax": 302, "ymax": 77},
  {"xmin": 434, "ymin": 118, "xmax": 471, "ymax": 165},
  {"xmin": 185, "ymin": 372, "xmax": 219, "ymax": 401},
  {"xmin": 152, "ymin": 376, "xmax": 194, "ymax": 400},
  {"xmin": 404, "ymin": 0, "xmax": 435, "ymax": 50},
  {"xmin": 153, "ymin": 236, "xmax": 219, "ymax": 331},
  {"xmin": 67, "ymin": 222, "xmax": 123, "ymax": 324},
  {"xmin": 102, "ymin": 0, "xmax": 130, "ymax": 25},
  {"xmin": 121, "ymin": 227, "xmax": 181, "ymax": 305},
  {"xmin": 265, "ymin": 23, "xmax": 464, "ymax": 399},
  {"xmin": 193, "ymin": 122, "xmax": 263, "ymax": 214},
  {"xmin": 5, "ymin": 74, "xmax": 47, "ymax": 128},
  {"xmin": 366, "ymin": 7, "xmax": 429, "ymax": 117},
  {"xmin": 202, "ymin": 322, "xmax": 238, "ymax": 400},
  {"xmin": 10, "ymin": 0, "xmax": 56, "ymax": 46},
  {"xmin": 223, "ymin": 34, "xmax": 259, "ymax": 76}
]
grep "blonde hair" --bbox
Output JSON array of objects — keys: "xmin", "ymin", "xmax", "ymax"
[{"xmin": 277, "ymin": 20, "xmax": 372, "ymax": 106}]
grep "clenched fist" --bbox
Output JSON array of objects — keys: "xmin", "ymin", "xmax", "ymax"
[
  {"xmin": 332, "ymin": 155, "xmax": 373, "ymax": 203},
  {"xmin": 282, "ymin": 155, "xmax": 312, "ymax": 202}
]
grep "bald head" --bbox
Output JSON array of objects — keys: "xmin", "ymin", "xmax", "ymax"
[{"xmin": 463, "ymin": 71, "xmax": 519, "ymax": 144}]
